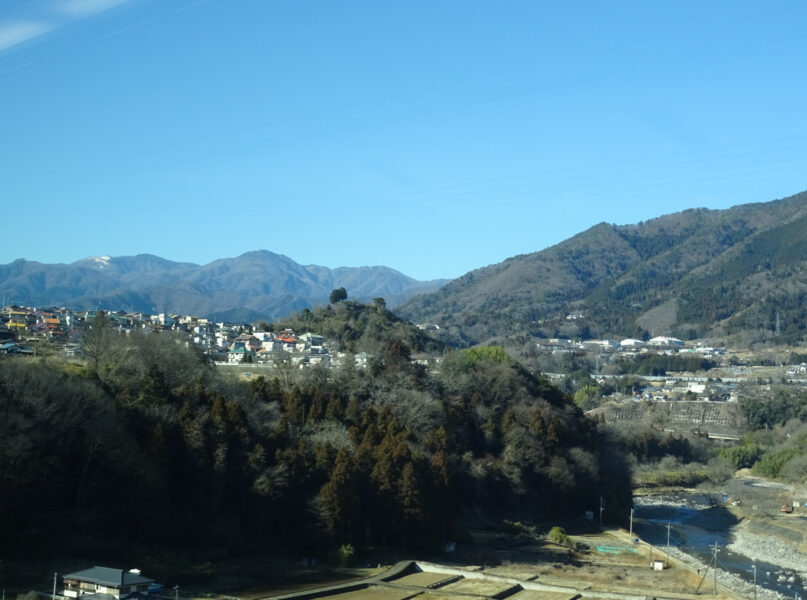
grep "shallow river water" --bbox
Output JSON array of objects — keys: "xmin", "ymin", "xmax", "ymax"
[{"xmin": 633, "ymin": 492, "xmax": 806, "ymax": 598}]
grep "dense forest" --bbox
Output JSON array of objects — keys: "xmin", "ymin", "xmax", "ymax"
[{"xmin": 0, "ymin": 301, "xmax": 631, "ymax": 572}]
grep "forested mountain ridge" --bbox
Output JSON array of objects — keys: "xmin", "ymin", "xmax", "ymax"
[
  {"xmin": 0, "ymin": 303, "xmax": 631, "ymax": 568},
  {"xmin": 0, "ymin": 250, "xmax": 447, "ymax": 322},
  {"xmin": 398, "ymin": 190, "xmax": 807, "ymax": 346}
]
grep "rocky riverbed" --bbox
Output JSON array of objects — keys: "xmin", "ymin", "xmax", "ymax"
[
  {"xmin": 728, "ymin": 528, "xmax": 807, "ymax": 581},
  {"xmin": 634, "ymin": 482, "xmax": 807, "ymax": 599},
  {"xmin": 663, "ymin": 544, "xmax": 779, "ymax": 600}
]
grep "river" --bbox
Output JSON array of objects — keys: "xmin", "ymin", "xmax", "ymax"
[{"xmin": 633, "ymin": 491, "xmax": 807, "ymax": 598}]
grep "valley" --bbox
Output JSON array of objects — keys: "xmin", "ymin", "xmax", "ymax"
[
  {"xmin": 5, "ymin": 4, "xmax": 807, "ymax": 599},
  {"xmin": 6, "ymin": 194, "xmax": 807, "ymax": 600}
]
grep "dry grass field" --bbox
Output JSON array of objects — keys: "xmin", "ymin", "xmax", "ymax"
[
  {"xmin": 385, "ymin": 572, "xmax": 457, "ymax": 587},
  {"xmin": 316, "ymin": 587, "xmax": 416, "ymax": 600},
  {"xmin": 438, "ymin": 578, "xmax": 519, "ymax": 596}
]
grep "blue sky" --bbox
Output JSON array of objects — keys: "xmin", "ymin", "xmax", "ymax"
[{"xmin": 2, "ymin": 0, "xmax": 806, "ymax": 281}]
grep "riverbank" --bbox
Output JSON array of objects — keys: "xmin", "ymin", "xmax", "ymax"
[
  {"xmin": 634, "ymin": 474, "xmax": 807, "ymax": 599},
  {"xmin": 728, "ymin": 526, "xmax": 807, "ymax": 579},
  {"xmin": 663, "ymin": 544, "xmax": 785, "ymax": 600}
]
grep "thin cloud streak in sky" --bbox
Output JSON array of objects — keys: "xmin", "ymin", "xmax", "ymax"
[
  {"xmin": 0, "ymin": 0, "xmax": 134, "ymax": 53},
  {"xmin": 54, "ymin": 0, "xmax": 131, "ymax": 17},
  {"xmin": 82, "ymin": 16, "xmax": 156, "ymax": 45},
  {"xmin": 174, "ymin": 0, "xmax": 214, "ymax": 13},
  {"xmin": 0, "ymin": 61, "xmax": 34, "ymax": 77},
  {"xmin": 0, "ymin": 21, "xmax": 54, "ymax": 51}
]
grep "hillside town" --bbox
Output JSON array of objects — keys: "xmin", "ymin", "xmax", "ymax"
[
  {"xmin": 0, "ymin": 304, "xmax": 372, "ymax": 370},
  {"xmin": 3, "ymin": 304, "xmax": 807, "ymax": 406}
]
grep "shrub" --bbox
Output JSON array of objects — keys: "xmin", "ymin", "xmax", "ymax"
[
  {"xmin": 719, "ymin": 442, "xmax": 761, "ymax": 469},
  {"xmin": 503, "ymin": 520, "xmax": 537, "ymax": 537},
  {"xmin": 753, "ymin": 447, "xmax": 801, "ymax": 479},
  {"xmin": 337, "ymin": 543, "xmax": 355, "ymax": 567},
  {"xmin": 547, "ymin": 525, "xmax": 570, "ymax": 546},
  {"xmin": 547, "ymin": 526, "xmax": 588, "ymax": 552},
  {"xmin": 633, "ymin": 457, "xmax": 710, "ymax": 488}
]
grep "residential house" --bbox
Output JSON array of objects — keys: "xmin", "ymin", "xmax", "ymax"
[
  {"xmin": 63, "ymin": 343, "xmax": 83, "ymax": 357},
  {"xmin": 787, "ymin": 364, "xmax": 807, "ymax": 377},
  {"xmin": 306, "ymin": 347, "xmax": 330, "ymax": 367},
  {"xmin": 62, "ymin": 566, "xmax": 155, "ymax": 600},
  {"xmin": 207, "ymin": 346, "xmax": 229, "ymax": 362},
  {"xmin": 234, "ymin": 334, "xmax": 262, "ymax": 352},
  {"xmin": 36, "ymin": 313, "xmax": 62, "ymax": 333},
  {"xmin": 192, "ymin": 335, "xmax": 211, "ymax": 348},
  {"xmin": 228, "ymin": 341, "xmax": 254, "ymax": 363},
  {"xmin": 127, "ymin": 313, "xmax": 149, "ymax": 327},
  {"xmin": 275, "ymin": 329, "xmax": 296, "ymax": 342},
  {"xmin": 179, "ymin": 315, "xmax": 200, "ymax": 327},
  {"xmin": 150, "ymin": 313, "xmax": 175, "ymax": 329},
  {"xmin": 0, "ymin": 341, "xmax": 20, "ymax": 355},
  {"xmin": 6, "ymin": 309, "xmax": 30, "ymax": 333},
  {"xmin": 299, "ymin": 332, "xmax": 324, "ymax": 347},
  {"xmin": 306, "ymin": 353, "xmax": 328, "ymax": 366}
]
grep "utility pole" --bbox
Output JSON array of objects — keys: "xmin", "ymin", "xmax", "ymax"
[
  {"xmin": 599, "ymin": 496, "xmax": 605, "ymax": 528},
  {"xmin": 53, "ymin": 572, "xmax": 57, "ymax": 600},
  {"xmin": 629, "ymin": 508, "xmax": 634, "ymax": 540},
  {"xmin": 710, "ymin": 542, "xmax": 720, "ymax": 596},
  {"xmin": 696, "ymin": 542, "xmax": 720, "ymax": 596},
  {"xmin": 666, "ymin": 522, "xmax": 671, "ymax": 567}
]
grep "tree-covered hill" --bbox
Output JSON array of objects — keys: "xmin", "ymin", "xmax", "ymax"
[
  {"xmin": 0, "ymin": 306, "xmax": 630, "ymax": 570},
  {"xmin": 262, "ymin": 297, "xmax": 444, "ymax": 356},
  {"xmin": 397, "ymin": 189, "xmax": 807, "ymax": 346}
]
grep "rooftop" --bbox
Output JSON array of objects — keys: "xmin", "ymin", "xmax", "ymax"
[{"xmin": 64, "ymin": 567, "xmax": 154, "ymax": 588}]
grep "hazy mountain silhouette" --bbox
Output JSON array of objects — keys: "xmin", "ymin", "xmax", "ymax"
[{"xmin": 0, "ymin": 250, "xmax": 447, "ymax": 321}]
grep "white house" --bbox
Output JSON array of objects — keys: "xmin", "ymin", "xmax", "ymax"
[
  {"xmin": 299, "ymin": 332, "xmax": 325, "ymax": 347},
  {"xmin": 253, "ymin": 331, "xmax": 275, "ymax": 342},
  {"xmin": 62, "ymin": 566, "xmax": 155, "ymax": 600}
]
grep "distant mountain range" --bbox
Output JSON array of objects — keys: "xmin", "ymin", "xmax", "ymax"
[
  {"xmin": 0, "ymin": 251, "xmax": 448, "ymax": 322},
  {"xmin": 9, "ymin": 189, "xmax": 807, "ymax": 342},
  {"xmin": 398, "ymin": 189, "xmax": 807, "ymax": 347}
]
